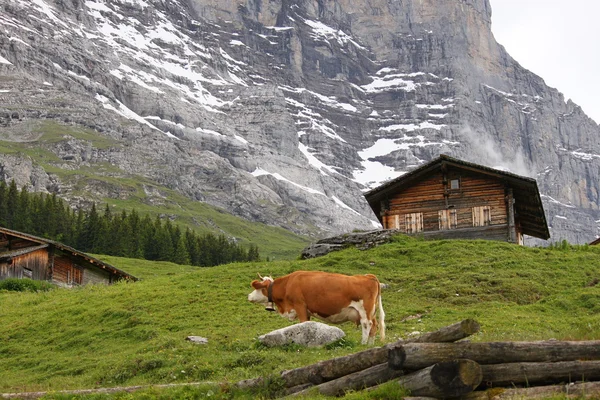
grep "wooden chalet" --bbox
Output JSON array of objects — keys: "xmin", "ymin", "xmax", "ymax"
[
  {"xmin": 364, "ymin": 154, "xmax": 550, "ymax": 244},
  {"xmin": 0, "ymin": 227, "xmax": 137, "ymax": 287}
]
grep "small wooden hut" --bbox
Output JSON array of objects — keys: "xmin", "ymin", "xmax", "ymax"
[
  {"xmin": 364, "ymin": 154, "xmax": 550, "ymax": 244},
  {"xmin": 0, "ymin": 227, "xmax": 137, "ymax": 286}
]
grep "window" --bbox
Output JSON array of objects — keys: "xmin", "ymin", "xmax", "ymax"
[
  {"xmin": 438, "ymin": 209, "xmax": 457, "ymax": 230},
  {"xmin": 472, "ymin": 206, "xmax": 491, "ymax": 226},
  {"xmin": 385, "ymin": 214, "xmax": 401, "ymax": 229},
  {"xmin": 405, "ymin": 213, "xmax": 423, "ymax": 233},
  {"xmin": 67, "ymin": 266, "xmax": 83, "ymax": 285},
  {"xmin": 23, "ymin": 267, "xmax": 32, "ymax": 279},
  {"xmin": 450, "ymin": 178, "xmax": 460, "ymax": 190}
]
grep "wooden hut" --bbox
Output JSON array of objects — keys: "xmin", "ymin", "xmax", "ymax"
[
  {"xmin": 0, "ymin": 227, "xmax": 137, "ymax": 286},
  {"xmin": 364, "ymin": 154, "xmax": 550, "ymax": 244}
]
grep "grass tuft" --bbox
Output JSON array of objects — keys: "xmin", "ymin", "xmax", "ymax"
[{"xmin": 0, "ymin": 278, "xmax": 55, "ymax": 292}]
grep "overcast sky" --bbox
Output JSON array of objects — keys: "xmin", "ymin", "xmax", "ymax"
[{"xmin": 489, "ymin": 0, "xmax": 600, "ymax": 124}]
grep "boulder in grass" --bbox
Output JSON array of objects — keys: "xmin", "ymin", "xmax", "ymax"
[
  {"xmin": 186, "ymin": 336, "xmax": 208, "ymax": 344},
  {"xmin": 258, "ymin": 321, "xmax": 345, "ymax": 347}
]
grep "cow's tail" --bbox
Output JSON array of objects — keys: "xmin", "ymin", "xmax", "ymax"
[{"xmin": 377, "ymin": 283, "xmax": 386, "ymax": 341}]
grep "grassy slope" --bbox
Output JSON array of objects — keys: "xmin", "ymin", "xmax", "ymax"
[
  {"xmin": 0, "ymin": 121, "xmax": 311, "ymax": 260},
  {"xmin": 1, "ymin": 236, "xmax": 599, "ymax": 399}
]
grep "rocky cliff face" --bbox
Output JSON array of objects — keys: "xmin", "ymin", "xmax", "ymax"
[{"xmin": 0, "ymin": 0, "xmax": 598, "ymax": 243}]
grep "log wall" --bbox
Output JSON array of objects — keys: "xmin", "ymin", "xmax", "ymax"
[
  {"xmin": 0, "ymin": 249, "xmax": 49, "ymax": 280},
  {"xmin": 382, "ymin": 169, "xmax": 518, "ymax": 241},
  {"xmin": 53, "ymin": 256, "xmax": 82, "ymax": 286},
  {"xmin": 419, "ymin": 226, "xmax": 510, "ymax": 242},
  {"xmin": 83, "ymin": 266, "xmax": 111, "ymax": 285}
]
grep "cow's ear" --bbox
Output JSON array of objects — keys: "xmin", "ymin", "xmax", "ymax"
[{"xmin": 251, "ymin": 280, "xmax": 268, "ymax": 289}]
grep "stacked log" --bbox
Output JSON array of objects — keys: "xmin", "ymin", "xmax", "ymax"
[
  {"xmin": 236, "ymin": 319, "xmax": 480, "ymax": 393},
  {"xmin": 387, "ymin": 341, "xmax": 600, "ymax": 398},
  {"xmin": 235, "ymin": 320, "xmax": 600, "ymax": 399}
]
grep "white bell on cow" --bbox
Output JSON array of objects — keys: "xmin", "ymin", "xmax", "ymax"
[{"xmin": 265, "ymin": 302, "xmax": 275, "ymax": 312}]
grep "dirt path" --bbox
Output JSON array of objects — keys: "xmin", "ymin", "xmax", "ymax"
[{"xmin": 1, "ymin": 382, "xmax": 214, "ymax": 399}]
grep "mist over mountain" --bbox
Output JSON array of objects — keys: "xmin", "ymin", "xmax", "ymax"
[{"xmin": 0, "ymin": 0, "xmax": 599, "ymax": 244}]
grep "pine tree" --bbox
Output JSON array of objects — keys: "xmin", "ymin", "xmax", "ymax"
[
  {"xmin": 127, "ymin": 209, "xmax": 144, "ymax": 259},
  {"xmin": 6, "ymin": 180, "xmax": 19, "ymax": 229},
  {"xmin": 146, "ymin": 216, "xmax": 174, "ymax": 261},
  {"xmin": 247, "ymin": 243, "xmax": 260, "ymax": 261},
  {"xmin": 80, "ymin": 203, "xmax": 101, "ymax": 252},
  {"xmin": 59, "ymin": 202, "xmax": 76, "ymax": 246},
  {"xmin": 15, "ymin": 186, "xmax": 32, "ymax": 232},
  {"xmin": 95, "ymin": 204, "xmax": 113, "ymax": 255},
  {"xmin": 51, "ymin": 194, "xmax": 71, "ymax": 243},
  {"xmin": 184, "ymin": 228, "xmax": 201, "ymax": 266},
  {"xmin": 74, "ymin": 208, "xmax": 85, "ymax": 249},
  {"xmin": 0, "ymin": 181, "xmax": 8, "ymax": 227},
  {"xmin": 140, "ymin": 214, "xmax": 155, "ymax": 260},
  {"xmin": 172, "ymin": 228, "xmax": 191, "ymax": 265},
  {"xmin": 40, "ymin": 193, "xmax": 56, "ymax": 238}
]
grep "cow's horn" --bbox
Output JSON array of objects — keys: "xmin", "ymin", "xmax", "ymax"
[{"xmin": 257, "ymin": 273, "xmax": 263, "ymax": 280}]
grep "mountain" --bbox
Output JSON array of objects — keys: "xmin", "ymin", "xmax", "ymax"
[{"xmin": 0, "ymin": 0, "xmax": 599, "ymax": 244}]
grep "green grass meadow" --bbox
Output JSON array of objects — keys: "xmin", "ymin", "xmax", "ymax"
[{"xmin": 1, "ymin": 235, "xmax": 599, "ymax": 399}]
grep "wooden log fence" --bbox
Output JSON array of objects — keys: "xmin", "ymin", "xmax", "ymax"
[
  {"xmin": 289, "ymin": 362, "xmax": 403, "ymax": 397},
  {"xmin": 480, "ymin": 360, "xmax": 600, "ymax": 388},
  {"xmin": 388, "ymin": 340, "xmax": 600, "ymax": 370},
  {"xmin": 234, "ymin": 320, "xmax": 600, "ymax": 399},
  {"xmin": 236, "ymin": 318, "xmax": 480, "ymax": 391},
  {"xmin": 462, "ymin": 381, "xmax": 600, "ymax": 400},
  {"xmin": 396, "ymin": 359, "xmax": 482, "ymax": 398}
]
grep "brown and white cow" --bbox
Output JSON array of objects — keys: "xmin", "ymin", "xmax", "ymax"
[{"xmin": 248, "ymin": 270, "xmax": 385, "ymax": 344}]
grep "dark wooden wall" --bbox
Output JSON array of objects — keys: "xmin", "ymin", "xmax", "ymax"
[
  {"xmin": 83, "ymin": 266, "xmax": 111, "ymax": 285},
  {"xmin": 0, "ymin": 249, "xmax": 49, "ymax": 280},
  {"xmin": 53, "ymin": 251, "xmax": 112, "ymax": 286},
  {"xmin": 0, "ymin": 236, "xmax": 38, "ymax": 251},
  {"xmin": 382, "ymin": 169, "xmax": 520, "ymax": 241},
  {"xmin": 53, "ymin": 256, "xmax": 81, "ymax": 286}
]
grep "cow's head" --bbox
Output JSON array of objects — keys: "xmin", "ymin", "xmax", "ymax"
[{"xmin": 248, "ymin": 275, "xmax": 275, "ymax": 311}]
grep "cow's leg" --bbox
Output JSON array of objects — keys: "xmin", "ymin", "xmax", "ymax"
[
  {"xmin": 295, "ymin": 306, "xmax": 310, "ymax": 322},
  {"xmin": 360, "ymin": 318, "xmax": 373, "ymax": 345},
  {"xmin": 353, "ymin": 302, "xmax": 372, "ymax": 345},
  {"xmin": 367, "ymin": 317, "xmax": 378, "ymax": 345}
]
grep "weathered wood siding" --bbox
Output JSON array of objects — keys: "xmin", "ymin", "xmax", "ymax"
[
  {"xmin": 419, "ymin": 225, "xmax": 510, "ymax": 242},
  {"xmin": 382, "ymin": 169, "xmax": 514, "ymax": 241},
  {"xmin": 83, "ymin": 266, "xmax": 111, "ymax": 285},
  {"xmin": 0, "ymin": 249, "xmax": 49, "ymax": 280},
  {"xmin": 53, "ymin": 250, "xmax": 112, "ymax": 285},
  {"xmin": 1, "ymin": 237, "xmax": 39, "ymax": 250},
  {"xmin": 52, "ymin": 256, "xmax": 83, "ymax": 286}
]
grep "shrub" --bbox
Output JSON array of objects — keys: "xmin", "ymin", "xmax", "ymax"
[
  {"xmin": 325, "ymin": 337, "xmax": 356, "ymax": 350},
  {"xmin": 0, "ymin": 278, "xmax": 54, "ymax": 292}
]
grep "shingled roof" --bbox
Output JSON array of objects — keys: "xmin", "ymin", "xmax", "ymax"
[{"xmin": 364, "ymin": 154, "xmax": 550, "ymax": 240}]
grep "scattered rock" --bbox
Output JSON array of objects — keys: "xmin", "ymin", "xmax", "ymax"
[
  {"xmin": 185, "ymin": 336, "xmax": 208, "ymax": 344},
  {"xmin": 300, "ymin": 243, "xmax": 344, "ymax": 259},
  {"xmin": 300, "ymin": 230, "xmax": 402, "ymax": 259},
  {"xmin": 258, "ymin": 321, "xmax": 345, "ymax": 347}
]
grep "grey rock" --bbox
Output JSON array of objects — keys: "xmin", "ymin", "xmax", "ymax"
[
  {"xmin": 0, "ymin": 0, "xmax": 598, "ymax": 244},
  {"xmin": 185, "ymin": 336, "xmax": 208, "ymax": 345},
  {"xmin": 258, "ymin": 321, "xmax": 345, "ymax": 347},
  {"xmin": 300, "ymin": 243, "xmax": 345, "ymax": 259},
  {"xmin": 301, "ymin": 229, "xmax": 402, "ymax": 259}
]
